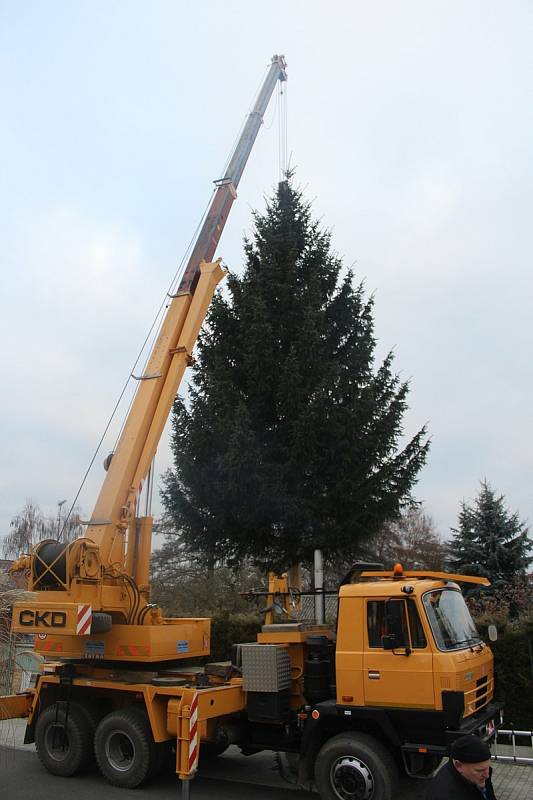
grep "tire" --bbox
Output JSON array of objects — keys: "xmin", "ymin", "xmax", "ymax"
[
  {"xmin": 200, "ymin": 722, "xmax": 231, "ymax": 762},
  {"xmin": 76, "ymin": 699, "xmax": 105, "ymax": 764},
  {"xmin": 35, "ymin": 701, "xmax": 94, "ymax": 777},
  {"xmin": 91, "ymin": 612, "xmax": 112, "ymax": 634},
  {"xmin": 315, "ymin": 732, "xmax": 397, "ymax": 800},
  {"xmin": 94, "ymin": 706, "xmax": 157, "ymax": 788},
  {"xmin": 77, "ymin": 700, "xmax": 103, "ymax": 734}
]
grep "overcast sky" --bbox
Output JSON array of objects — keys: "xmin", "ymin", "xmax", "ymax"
[{"xmin": 1, "ymin": 1, "xmax": 532, "ymax": 549}]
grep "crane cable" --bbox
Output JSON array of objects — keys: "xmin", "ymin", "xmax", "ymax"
[
  {"xmin": 278, "ymin": 79, "xmax": 288, "ymax": 181},
  {"xmin": 58, "ymin": 189, "xmax": 216, "ymax": 541},
  {"xmin": 111, "ymin": 186, "xmax": 219, "ymax": 456}
]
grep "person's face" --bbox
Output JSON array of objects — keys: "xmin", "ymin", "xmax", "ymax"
[{"xmin": 453, "ymin": 758, "xmax": 491, "ymax": 787}]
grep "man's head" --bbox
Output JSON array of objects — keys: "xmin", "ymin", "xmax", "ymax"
[{"xmin": 451, "ymin": 735, "xmax": 492, "ymax": 787}]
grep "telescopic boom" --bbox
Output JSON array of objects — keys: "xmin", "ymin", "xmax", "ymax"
[
  {"xmin": 89, "ymin": 55, "xmax": 287, "ymax": 570},
  {"xmin": 11, "ymin": 56, "xmax": 287, "ymax": 619}
]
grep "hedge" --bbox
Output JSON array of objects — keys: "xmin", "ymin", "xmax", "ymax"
[
  {"xmin": 478, "ymin": 620, "xmax": 533, "ymax": 730},
  {"xmin": 209, "ymin": 612, "xmax": 262, "ymax": 662}
]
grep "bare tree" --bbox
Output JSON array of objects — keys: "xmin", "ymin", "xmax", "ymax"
[
  {"xmin": 2, "ymin": 500, "xmax": 46, "ymax": 558},
  {"xmin": 368, "ymin": 507, "xmax": 448, "ymax": 571},
  {"xmin": 2, "ymin": 500, "xmax": 83, "ymax": 559}
]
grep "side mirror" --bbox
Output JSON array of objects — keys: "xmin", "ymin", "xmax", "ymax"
[
  {"xmin": 383, "ymin": 599, "xmax": 410, "ymax": 653},
  {"xmin": 385, "ymin": 599, "xmax": 405, "ymax": 637},
  {"xmin": 487, "ymin": 624, "xmax": 498, "ymax": 642}
]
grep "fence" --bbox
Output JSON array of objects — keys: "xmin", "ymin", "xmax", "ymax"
[
  {"xmin": 299, "ymin": 592, "xmax": 338, "ymax": 622},
  {"xmin": 493, "ymin": 729, "xmax": 533, "ymax": 765}
]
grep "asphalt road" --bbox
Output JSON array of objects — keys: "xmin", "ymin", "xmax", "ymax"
[{"xmin": 0, "ymin": 744, "xmax": 427, "ymax": 800}]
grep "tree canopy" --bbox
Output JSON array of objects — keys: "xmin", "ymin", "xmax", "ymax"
[
  {"xmin": 449, "ymin": 480, "xmax": 532, "ymax": 585},
  {"xmin": 161, "ymin": 179, "xmax": 429, "ymax": 570}
]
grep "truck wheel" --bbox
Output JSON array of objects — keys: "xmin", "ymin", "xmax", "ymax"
[
  {"xmin": 35, "ymin": 702, "xmax": 93, "ymax": 777},
  {"xmin": 94, "ymin": 706, "xmax": 156, "ymax": 788},
  {"xmin": 315, "ymin": 732, "xmax": 397, "ymax": 800},
  {"xmin": 75, "ymin": 700, "xmax": 104, "ymax": 764}
]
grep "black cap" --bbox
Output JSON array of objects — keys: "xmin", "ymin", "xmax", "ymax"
[{"xmin": 451, "ymin": 735, "xmax": 491, "ymax": 763}]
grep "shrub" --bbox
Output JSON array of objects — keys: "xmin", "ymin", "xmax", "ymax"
[
  {"xmin": 477, "ymin": 617, "xmax": 533, "ymax": 729},
  {"xmin": 209, "ymin": 612, "xmax": 262, "ymax": 662}
]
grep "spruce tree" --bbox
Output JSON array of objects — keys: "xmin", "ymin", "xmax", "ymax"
[
  {"xmin": 449, "ymin": 480, "xmax": 532, "ymax": 584},
  {"xmin": 161, "ymin": 180, "xmax": 429, "ymax": 570}
]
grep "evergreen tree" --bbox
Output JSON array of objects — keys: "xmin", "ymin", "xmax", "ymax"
[
  {"xmin": 449, "ymin": 480, "xmax": 532, "ymax": 584},
  {"xmin": 161, "ymin": 179, "xmax": 429, "ymax": 570}
]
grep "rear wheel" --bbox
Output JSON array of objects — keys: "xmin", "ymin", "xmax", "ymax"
[
  {"xmin": 94, "ymin": 706, "xmax": 156, "ymax": 788},
  {"xmin": 315, "ymin": 732, "xmax": 397, "ymax": 800},
  {"xmin": 35, "ymin": 702, "xmax": 93, "ymax": 777}
]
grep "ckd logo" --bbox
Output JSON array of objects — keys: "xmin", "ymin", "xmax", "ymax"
[{"xmin": 18, "ymin": 610, "xmax": 67, "ymax": 628}]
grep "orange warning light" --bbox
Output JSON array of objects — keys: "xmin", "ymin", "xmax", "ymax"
[
  {"xmin": 393, "ymin": 563, "xmax": 404, "ymax": 576},
  {"xmin": 311, "ymin": 710, "xmax": 320, "ymax": 720}
]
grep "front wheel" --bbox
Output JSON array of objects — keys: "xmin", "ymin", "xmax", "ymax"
[
  {"xmin": 315, "ymin": 732, "xmax": 397, "ymax": 800},
  {"xmin": 35, "ymin": 702, "xmax": 94, "ymax": 777}
]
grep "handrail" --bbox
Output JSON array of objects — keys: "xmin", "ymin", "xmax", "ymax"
[{"xmin": 492, "ymin": 728, "xmax": 533, "ymax": 766}]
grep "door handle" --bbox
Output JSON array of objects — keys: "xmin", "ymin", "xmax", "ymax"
[{"xmin": 368, "ymin": 670, "xmax": 381, "ymax": 680}]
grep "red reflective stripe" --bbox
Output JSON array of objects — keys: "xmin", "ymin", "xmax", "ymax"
[
  {"xmin": 78, "ymin": 616, "xmax": 91, "ymax": 635},
  {"xmin": 77, "ymin": 604, "xmax": 92, "ymax": 635},
  {"xmin": 188, "ymin": 743, "xmax": 198, "ymax": 771},
  {"xmin": 188, "ymin": 694, "xmax": 199, "ymax": 772}
]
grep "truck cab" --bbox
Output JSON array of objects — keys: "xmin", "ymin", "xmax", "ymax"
[
  {"xmin": 322, "ymin": 566, "xmax": 501, "ymax": 783},
  {"xmin": 337, "ymin": 575, "xmax": 493, "ymax": 718}
]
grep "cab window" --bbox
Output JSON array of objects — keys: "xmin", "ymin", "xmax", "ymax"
[
  {"xmin": 367, "ymin": 600, "xmax": 388, "ymax": 647},
  {"xmin": 407, "ymin": 599, "xmax": 427, "ymax": 648},
  {"xmin": 367, "ymin": 599, "xmax": 427, "ymax": 649}
]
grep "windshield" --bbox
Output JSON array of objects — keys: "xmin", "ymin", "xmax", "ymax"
[{"xmin": 422, "ymin": 589, "xmax": 481, "ymax": 651}]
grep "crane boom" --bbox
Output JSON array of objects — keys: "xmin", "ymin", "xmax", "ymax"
[
  {"xmin": 87, "ymin": 56, "xmax": 286, "ymax": 570},
  {"xmin": 10, "ymin": 56, "xmax": 287, "ymax": 630},
  {"xmin": 178, "ymin": 54, "xmax": 287, "ymax": 294}
]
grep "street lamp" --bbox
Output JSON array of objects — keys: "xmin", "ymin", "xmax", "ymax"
[{"xmin": 57, "ymin": 499, "xmax": 67, "ymax": 537}]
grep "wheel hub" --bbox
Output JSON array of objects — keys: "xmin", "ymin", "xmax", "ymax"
[
  {"xmin": 331, "ymin": 755, "xmax": 374, "ymax": 800},
  {"xmin": 45, "ymin": 724, "xmax": 70, "ymax": 762},
  {"xmin": 105, "ymin": 731, "xmax": 136, "ymax": 772}
]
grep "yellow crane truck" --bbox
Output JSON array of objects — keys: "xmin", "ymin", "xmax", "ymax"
[{"xmin": 0, "ymin": 54, "xmax": 502, "ymax": 800}]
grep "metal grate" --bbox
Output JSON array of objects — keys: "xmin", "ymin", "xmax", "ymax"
[{"xmin": 299, "ymin": 593, "xmax": 338, "ymax": 623}]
